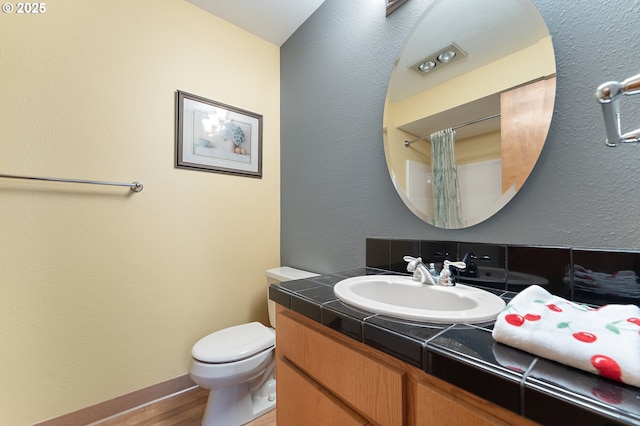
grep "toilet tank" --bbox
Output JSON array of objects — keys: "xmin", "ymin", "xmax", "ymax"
[{"xmin": 266, "ymin": 267, "xmax": 319, "ymax": 327}]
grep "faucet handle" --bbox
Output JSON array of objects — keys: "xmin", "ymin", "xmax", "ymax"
[
  {"xmin": 444, "ymin": 260, "xmax": 466, "ymax": 270},
  {"xmin": 439, "ymin": 260, "xmax": 467, "ymax": 286},
  {"xmin": 403, "ymin": 256, "xmax": 422, "ymax": 272}
]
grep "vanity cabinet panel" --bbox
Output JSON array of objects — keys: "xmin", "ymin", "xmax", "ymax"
[
  {"xmin": 277, "ymin": 308, "xmax": 404, "ymax": 425},
  {"xmin": 276, "ymin": 306, "xmax": 538, "ymax": 426},
  {"xmin": 414, "ymin": 380, "xmax": 509, "ymax": 426},
  {"xmin": 277, "ymin": 357, "xmax": 369, "ymax": 426}
]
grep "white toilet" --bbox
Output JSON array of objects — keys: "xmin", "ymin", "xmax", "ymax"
[{"xmin": 189, "ymin": 267, "xmax": 319, "ymax": 426}]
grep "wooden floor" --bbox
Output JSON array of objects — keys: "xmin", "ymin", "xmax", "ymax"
[{"xmin": 95, "ymin": 386, "xmax": 276, "ymax": 426}]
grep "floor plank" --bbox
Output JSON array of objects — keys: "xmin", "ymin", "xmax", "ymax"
[
  {"xmin": 244, "ymin": 408, "xmax": 276, "ymax": 426},
  {"xmin": 95, "ymin": 386, "xmax": 276, "ymax": 426}
]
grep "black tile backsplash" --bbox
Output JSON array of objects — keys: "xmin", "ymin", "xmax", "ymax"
[
  {"xmin": 418, "ymin": 240, "xmax": 459, "ymax": 265},
  {"xmin": 389, "ymin": 239, "xmax": 420, "ymax": 273},
  {"xmin": 457, "ymin": 242, "xmax": 507, "ymax": 290},
  {"xmin": 571, "ymin": 249, "xmax": 640, "ymax": 306},
  {"xmin": 458, "ymin": 242, "xmax": 507, "ymax": 270},
  {"xmin": 365, "ymin": 238, "xmax": 389, "ymax": 270},
  {"xmin": 366, "ymin": 238, "xmax": 640, "ymax": 309},
  {"xmin": 507, "ymin": 245, "xmax": 571, "ymax": 298}
]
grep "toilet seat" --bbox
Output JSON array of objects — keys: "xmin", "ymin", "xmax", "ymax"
[{"xmin": 192, "ymin": 322, "xmax": 275, "ymax": 363}]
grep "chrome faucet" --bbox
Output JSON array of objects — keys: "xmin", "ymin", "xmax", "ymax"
[{"xmin": 403, "ymin": 256, "xmax": 466, "ymax": 287}]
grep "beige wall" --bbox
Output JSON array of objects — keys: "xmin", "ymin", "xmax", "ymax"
[{"xmin": 0, "ymin": 1, "xmax": 280, "ymax": 424}]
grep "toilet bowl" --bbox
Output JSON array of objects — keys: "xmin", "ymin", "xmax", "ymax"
[{"xmin": 189, "ymin": 267, "xmax": 319, "ymax": 426}]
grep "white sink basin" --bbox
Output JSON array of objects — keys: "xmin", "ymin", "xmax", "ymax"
[{"xmin": 334, "ymin": 275, "xmax": 506, "ymax": 324}]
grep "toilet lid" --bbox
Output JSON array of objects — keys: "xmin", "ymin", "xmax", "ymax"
[{"xmin": 192, "ymin": 322, "xmax": 275, "ymax": 363}]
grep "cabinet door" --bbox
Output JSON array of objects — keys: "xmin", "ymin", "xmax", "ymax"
[
  {"xmin": 277, "ymin": 308, "xmax": 404, "ymax": 425},
  {"xmin": 415, "ymin": 381, "xmax": 509, "ymax": 426},
  {"xmin": 276, "ymin": 357, "xmax": 369, "ymax": 426}
]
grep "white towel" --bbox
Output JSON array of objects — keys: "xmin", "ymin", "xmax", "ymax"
[{"xmin": 492, "ymin": 285, "xmax": 640, "ymax": 388}]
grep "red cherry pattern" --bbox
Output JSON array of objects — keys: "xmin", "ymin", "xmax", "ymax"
[
  {"xmin": 572, "ymin": 331, "xmax": 597, "ymax": 343},
  {"xmin": 505, "ymin": 313, "xmax": 525, "ymax": 326},
  {"xmin": 627, "ymin": 317, "xmax": 640, "ymax": 326},
  {"xmin": 546, "ymin": 303, "xmax": 562, "ymax": 312},
  {"xmin": 557, "ymin": 321, "xmax": 598, "ymax": 343},
  {"xmin": 502, "ymin": 309, "xmax": 542, "ymax": 327},
  {"xmin": 591, "ymin": 355, "xmax": 622, "ymax": 382},
  {"xmin": 524, "ymin": 313, "xmax": 541, "ymax": 321},
  {"xmin": 533, "ymin": 299, "xmax": 564, "ymax": 313}
]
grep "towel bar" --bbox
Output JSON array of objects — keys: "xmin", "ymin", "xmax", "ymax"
[
  {"xmin": 595, "ymin": 73, "xmax": 640, "ymax": 147},
  {"xmin": 0, "ymin": 173, "xmax": 143, "ymax": 192}
]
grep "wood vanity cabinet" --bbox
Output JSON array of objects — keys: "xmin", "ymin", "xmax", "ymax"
[{"xmin": 276, "ymin": 306, "xmax": 538, "ymax": 426}]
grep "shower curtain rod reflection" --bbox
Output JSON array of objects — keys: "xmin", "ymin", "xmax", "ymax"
[
  {"xmin": 404, "ymin": 113, "xmax": 501, "ymax": 147},
  {"xmin": 0, "ymin": 173, "xmax": 144, "ymax": 192}
]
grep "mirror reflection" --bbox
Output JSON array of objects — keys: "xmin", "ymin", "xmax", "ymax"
[{"xmin": 383, "ymin": 0, "xmax": 556, "ymax": 229}]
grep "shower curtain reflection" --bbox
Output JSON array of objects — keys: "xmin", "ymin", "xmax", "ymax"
[{"xmin": 431, "ymin": 128, "xmax": 464, "ymax": 228}]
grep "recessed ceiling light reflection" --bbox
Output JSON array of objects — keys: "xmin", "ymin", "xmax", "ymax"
[
  {"xmin": 437, "ymin": 50, "xmax": 456, "ymax": 63},
  {"xmin": 418, "ymin": 61, "xmax": 437, "ymax": 72}
]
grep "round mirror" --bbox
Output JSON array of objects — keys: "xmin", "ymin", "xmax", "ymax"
[{"xmin": 383, "ymin": 0, "xmax": 556, "ymax": 229}]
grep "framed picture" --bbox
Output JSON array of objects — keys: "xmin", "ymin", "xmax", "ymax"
[{"xmin": 175, "ymin": 90, "xmax": 263, "ymax": 178}]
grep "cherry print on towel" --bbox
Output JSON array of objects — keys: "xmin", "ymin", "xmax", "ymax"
[
  {"xmin": 605, "ymin": 318, "xmax": 640, "ymax": 335},
  {"xmin": 533, "ymin": 299, "xmax": 563, "ymax": 312},
  {"xmin": 557, "ymin": 321, "xmax": 598, "ymax": 343},
  {"xmin": 546, "ymin": 303, "xmax": 563, "ymax": 312},
  {"xmin": 591, "ymin": 355, "xmax": 623, "ymax": 382},
  {"xmin": 505, "ymin": 314, "xmax": 525, "ymax": 326},
  {"xmin": 572, "ymin": 331, "xmax": 597, "ymax": 343},
  {"xmin": 501, "ymin": 305, "xmax": 541, "ymax": 327}
]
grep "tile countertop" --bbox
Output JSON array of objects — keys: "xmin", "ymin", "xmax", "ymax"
[{"xmin": 268, "ymin": 268, "xmax": 640, "ymax": 426}]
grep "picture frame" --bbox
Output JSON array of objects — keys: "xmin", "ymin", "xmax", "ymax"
[{"xmin": 175, "ymin": 90, "xmax": 263, "ymax": 178}]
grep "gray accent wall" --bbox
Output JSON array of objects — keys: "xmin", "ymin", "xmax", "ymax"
[{"xmin": 281, "ymin": 0, "xmax": 640, "ymax": 274}]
